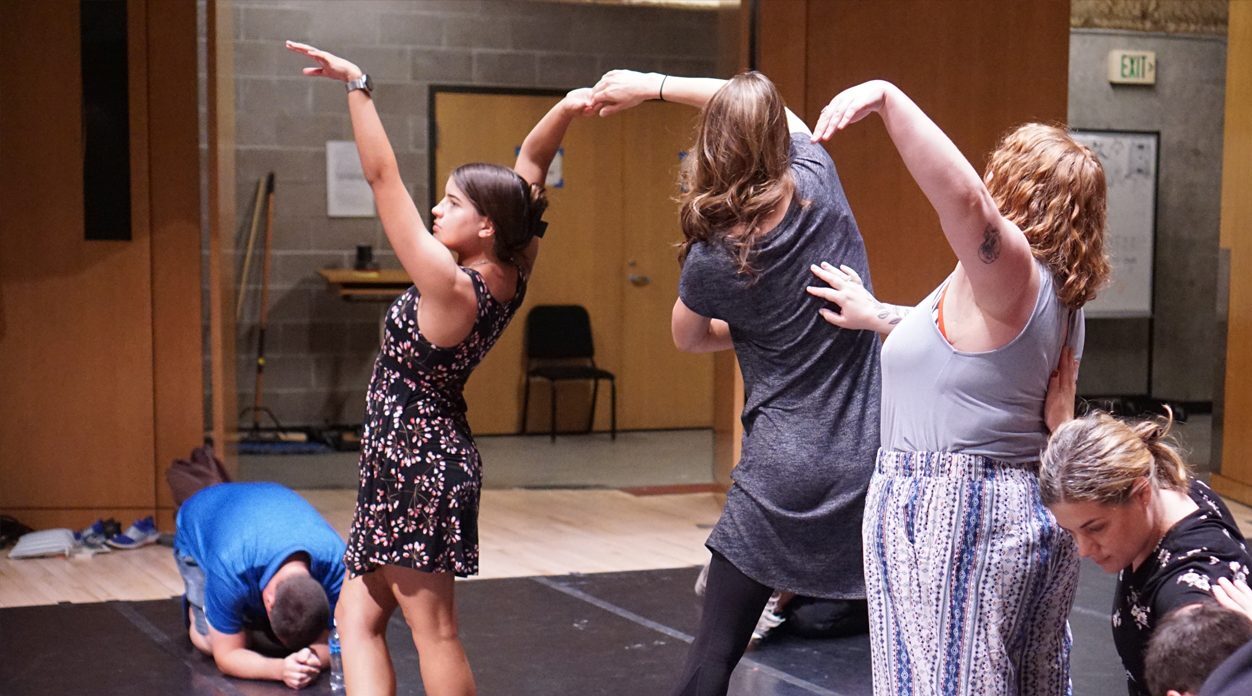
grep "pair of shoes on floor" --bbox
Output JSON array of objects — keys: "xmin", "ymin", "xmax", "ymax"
[
  {"xmin": 105, "ymin": 516, "xmax": 159, "ymax": 549},
  {"xmin": 750, "ymin": 592, "xmax": 787, "ymax": 646}
]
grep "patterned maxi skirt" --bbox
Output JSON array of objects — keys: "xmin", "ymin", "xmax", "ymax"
[{"xmin": 863, "ymin": 449, "xmax": 1079, "ymax": 696}]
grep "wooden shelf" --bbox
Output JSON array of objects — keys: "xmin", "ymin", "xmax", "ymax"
[{"xmin": 317, "ymin": 268, "xmax": 412, "ymax": 302}]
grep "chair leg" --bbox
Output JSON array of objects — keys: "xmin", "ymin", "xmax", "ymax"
[
  {"xmin": 587, "ymin": 378, "xmax": 600, "ymax": 434},
  {"xmin": 550, "ymin": 380, "xmax": 557, "ymax": 443},
  {"xmin": 521, "ymin": 377, "xmax": 530, "ymax": 435},
  {"xmin": 610, "ymin": 379, "xmax": 617, "ymax": 440}
]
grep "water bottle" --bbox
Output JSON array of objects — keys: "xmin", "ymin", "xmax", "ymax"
[{"xmin": 329, "ymin": 622, "xmax": 345, "ymax": 693}]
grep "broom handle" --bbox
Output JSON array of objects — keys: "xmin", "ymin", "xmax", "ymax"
[
  {"xmin": 235, "ymin": 177, "xmax": 267, "ymax": 321},
  {"xmin": 252, "ymin": 173, "xmax": 276, "ymax": 429}
]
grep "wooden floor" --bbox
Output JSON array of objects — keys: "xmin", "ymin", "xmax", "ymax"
[
  {"xmin": 0, "ymin": 489, "xmax": 723, "ymax": 608},
  {"xmin": 7, "ymin": 487, "xmax": 1252, "ymax": 610}
]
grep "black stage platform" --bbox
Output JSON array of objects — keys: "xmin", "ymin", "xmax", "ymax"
[{"xmin": 0, "ymin": 562, "xmax": 1125, "ymax": 695}]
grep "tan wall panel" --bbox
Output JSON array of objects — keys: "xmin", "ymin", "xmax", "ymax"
[
  {"xmin": 148, "ymin": 0, "xmax": 203, "ymax": 509},
  {"xmin": 1215, "ymin": 0, "xmax": 1252, "ymax": 503},
  {"xmin": 207, "ymin": 0, "xmax": 238, "ymax": 474},
  {"xmin": 0, "ymin": 1, "xmax": 156, "ymax": 510},
  {"xmin": 804, "ymin": 0, "xmax": 1070, "ymax": 305},
  {"xmin": 756, "ymin": 0, "xmax": 807, "ymax": 116}
]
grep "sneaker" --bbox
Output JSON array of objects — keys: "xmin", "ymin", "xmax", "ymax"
[
  {"xmin": 749, "ymin": 592, "xmax": 787, "ymax": 645},
  {"xmin": 106, "ymin": 516, "xmax": 159, "ymax": 549},
  {"xmin": 75, "ymin": 518, "xmax": 119, "ymax": 550},
  {"xmin": 694, "ymin": 559, "xmax": 710, "ymax": 597}
]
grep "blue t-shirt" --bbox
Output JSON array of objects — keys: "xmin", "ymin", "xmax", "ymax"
[{"xmin": 174, "ymin": 482, "xmax": 346, "ymax": 635}]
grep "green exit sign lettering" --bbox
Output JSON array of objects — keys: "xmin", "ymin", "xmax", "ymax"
[{"xmin": 1108, "ymin": 50, "xmax": 1157, "ymax": 85}]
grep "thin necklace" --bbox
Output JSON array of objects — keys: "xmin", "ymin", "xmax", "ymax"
[{"xmin": 463, "ymin": 259, "xmax": 491, "ymax": 269}]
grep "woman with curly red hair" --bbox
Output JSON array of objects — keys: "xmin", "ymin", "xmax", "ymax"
[{"xmin": 807, "ymin": 81, "xmax": 1110, "ymax": 694}]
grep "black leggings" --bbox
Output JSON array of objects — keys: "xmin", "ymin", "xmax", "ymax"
[{"xmin": 671, "ymin": 550, "xmax": 773, "ymax": 696}]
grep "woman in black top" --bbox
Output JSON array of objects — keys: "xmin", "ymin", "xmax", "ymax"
[{"xmin": 1040, "ymin": 411, "xmax": 1252, "ymax": 695}]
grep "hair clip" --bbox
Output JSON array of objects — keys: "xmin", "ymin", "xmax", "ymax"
[{"xmin": 532, "ymin": 220, "xmax": 548, "ymax": 239}]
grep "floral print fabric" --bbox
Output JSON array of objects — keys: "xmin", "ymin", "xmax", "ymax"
[
  {"xmin": 1112, "ymin": 480, "xmax": 1251, "ymax": 695},
  {"xmin": 344, "ymin": 267, "xmax": 525, "ymax": 578}
]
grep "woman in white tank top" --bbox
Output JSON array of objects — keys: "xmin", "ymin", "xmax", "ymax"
[{"xmin": 806, "ymin": 80, "xmax": 1111, "ymax": 695}]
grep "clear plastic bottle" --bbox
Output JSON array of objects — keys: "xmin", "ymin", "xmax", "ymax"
[{"xmin": 329, "ymin": 622, "xmax": 345, "ymax": 693}]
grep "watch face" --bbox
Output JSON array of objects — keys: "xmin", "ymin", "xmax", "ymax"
[{"xmin": 363, "ymin": 74, "xmax": 374, "ymax": 92}]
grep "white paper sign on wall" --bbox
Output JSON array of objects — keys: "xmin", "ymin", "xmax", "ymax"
[{"xmin": 326, "ymin": 140, "xmax": 375, "ymax": 218}]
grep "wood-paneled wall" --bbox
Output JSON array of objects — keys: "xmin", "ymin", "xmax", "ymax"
[
  {"xmin": 710, "ymin": 0, "xmax": 1071, "ymax": 482},
  {"xmin": 1212, "ymin": 0, "xmax": 1252, "ymax": 504},
  {"xmin": 0, "ymin": 0, "xmax": 202, "ymax": 531}
]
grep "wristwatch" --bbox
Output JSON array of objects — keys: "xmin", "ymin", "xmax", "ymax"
[{"xmin": 345, "ymin": 73, "xmax": 373, "ymax": 96}]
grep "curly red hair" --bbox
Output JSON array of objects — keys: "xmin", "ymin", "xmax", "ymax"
[{"xmin": 983, "ymin": 123, "xmax": 1110, "ymax": 309}]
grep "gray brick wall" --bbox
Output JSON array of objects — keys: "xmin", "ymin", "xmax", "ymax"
[{"xmin": 214, "ymin": 0, "xmax": 722, "ymax": 428}]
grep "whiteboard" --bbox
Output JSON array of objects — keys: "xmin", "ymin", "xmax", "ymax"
[{"xmin": 1070, "ymin": 130, "xmax": 1158, "ymax": 318}]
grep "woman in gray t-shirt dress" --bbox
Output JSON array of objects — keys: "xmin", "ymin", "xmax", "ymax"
[
  {"xmin": 591, "ymin": 70, "xmax": 881, "ymax": 696},
  {"xmin": 808, "ymin": 81, "xmax": 1110, "ymax": 695}
]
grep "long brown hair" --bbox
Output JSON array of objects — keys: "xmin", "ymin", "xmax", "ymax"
[
  {"xmin": 678, "ymin": 71, "xmax": 794, "ymax": 276},
  {"xmin": 452, "ymin": 163, "xmax": 548, "ymax": 267},
  {"xmin": 983, "ymin": 124, "xmax": 1110, "ymax": 309}
]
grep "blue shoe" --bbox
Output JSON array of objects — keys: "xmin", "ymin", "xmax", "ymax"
[
  {"xmin": 75, "ymin": 518, "xmax": 118, "ymax": 550},
  {"xmin": 106, "ymin": 516, "xmax": 159, "ymax": 549}
]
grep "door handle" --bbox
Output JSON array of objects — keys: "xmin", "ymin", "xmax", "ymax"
[{"xmin": 628, "ymin": 274, "xmax": 651, "ymax": 287}]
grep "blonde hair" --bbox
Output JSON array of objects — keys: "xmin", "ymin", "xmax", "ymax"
[
  {"xmin": 983, "ymin": 123, "xmax": 1111, "ymax": 309},
  {"xmin": 1039, "ymin": 410, "xmax": 1190, "ymax": 506},
  {"xmin": 678, "ymin": 71, "xmax": 795, "ymax": 276}
]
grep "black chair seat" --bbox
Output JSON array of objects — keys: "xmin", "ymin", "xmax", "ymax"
[{"xmin": 529, "ymin": 365, "xmax": 615, "ymax": 381}]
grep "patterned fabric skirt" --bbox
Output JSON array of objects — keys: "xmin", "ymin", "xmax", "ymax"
[
  {"xmin": 863, "ymin": 449, "xmax": 1079, "ymax": 696},
  {"xmin": 344, "ymin": 360, "xmax": 483, "ymax": 579}
]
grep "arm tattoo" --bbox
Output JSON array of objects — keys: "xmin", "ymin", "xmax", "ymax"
[
  {"xmin": 888, "ymin": 305, "xmax": 910, "ymax": 326},
  {"xmin": 876, "ymin": 302, "xmax": 910, "ymax": 327},
  {"xmin": 978, "ymin": 223, "xmax": 1001, "ymax": 264}
]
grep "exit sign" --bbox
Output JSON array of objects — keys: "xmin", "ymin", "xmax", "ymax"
[{"xmin": 1108, "ymin": 50, "xmax": 1157, "ymax": 85}]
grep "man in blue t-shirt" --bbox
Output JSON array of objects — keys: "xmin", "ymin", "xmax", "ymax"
[{"xmin": 174, "ymin": 482, "xmax": 346, "ymax": 689}]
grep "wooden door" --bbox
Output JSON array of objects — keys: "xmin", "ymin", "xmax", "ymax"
[
  {"xmin": 433, "ymin": 91, "xmax": 712, "ymax": 434},
  {"xmin": 619, "ymin": 104, "xmax": 713, "ymax": 429}
]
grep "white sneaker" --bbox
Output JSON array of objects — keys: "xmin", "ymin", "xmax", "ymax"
[{"xmin": 750, "ymin": 592, "xmax": 786, "ymax": 645}]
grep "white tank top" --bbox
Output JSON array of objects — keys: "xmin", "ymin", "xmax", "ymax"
[{"xmin": 879, "ymin": 260, "xmax": 1084, "ymax": 463}]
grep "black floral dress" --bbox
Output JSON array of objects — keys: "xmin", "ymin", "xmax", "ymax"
[
  {"xmin": 345, "ymin": 266, "xmax": 526, "ymax": 577},
  {"xmin": 1112, "ymin": 480, "xmax": 1252, "ymax": 695}
]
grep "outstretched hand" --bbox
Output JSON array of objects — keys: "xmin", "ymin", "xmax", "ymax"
[
  {"xmin": 591, "ymin": 70, "xmax": 660, "ymax": 117},
  {"xmin": 806, "ymin": 262, "xmax": 881, "ymax": 331},
  {"xmin": 285, "ymin": 41, "xmax": 362, "ymax": 83},
  {"xmin": 811, "ymin": 80, "xmax": 891, "ymax": 142}
]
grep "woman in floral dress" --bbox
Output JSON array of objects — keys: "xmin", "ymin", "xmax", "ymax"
[
  {"xmin": 1041, "ymin": 411, "xmax": 1252, "ymax": 696},
  {"xmin": 288, "ymin": 41, "xmax": 591, "ymax": 695}
]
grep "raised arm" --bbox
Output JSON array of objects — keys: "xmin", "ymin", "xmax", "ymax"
[
  {"xmin": 591, "ymin": 70, "xmax": 810, "ymax": 135},
  {"xmin": 286, "ymin": 41, "xmax": 463, "ymax": 305},
  {"xmin": 513, "ymin": 88, "xmax": 595, "ymax": 269},
  {"xmin": 812, "ymin": 80, "xmax": 1036, "ymax": 323}
]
